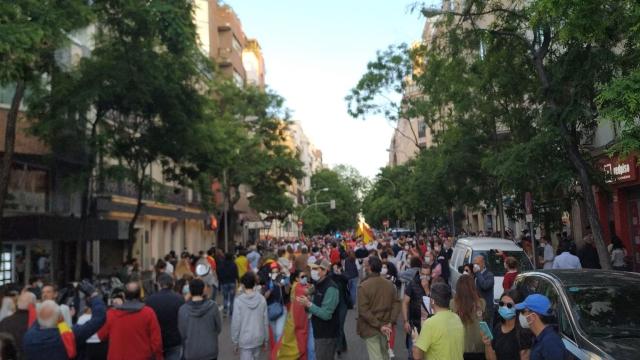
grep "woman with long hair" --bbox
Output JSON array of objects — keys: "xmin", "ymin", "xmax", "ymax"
[{"xmin": 451, "ymin": 274, "xmax": 486, "ymax": 360}]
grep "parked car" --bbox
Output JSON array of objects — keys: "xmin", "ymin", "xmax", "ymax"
[
  {"xmin": 514, "ymin": 270, "xmax": 640, "ymax": 360},
  {"xmin": 389, "ymin": 228, "xmax": 415, "ymax": 239},
  {"xmin": 449, "ymin": 237, "xmax": 533, "ymax": 301}
]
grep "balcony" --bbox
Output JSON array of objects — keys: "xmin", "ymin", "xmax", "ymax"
[{"xmin": 98, "ymin": 179, "xmax": 201, "ymax": 207}]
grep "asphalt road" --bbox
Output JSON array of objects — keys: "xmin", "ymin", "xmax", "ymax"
[{"xmin": 218, "ymin": 307, "xmax": 409, "ymax": 360}]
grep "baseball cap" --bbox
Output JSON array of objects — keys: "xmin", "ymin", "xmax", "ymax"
[
  {"xmin": 309, "ymin": 259, "xmax": 331, "ymax": 270},
  {"xmin": 515, "ymin": 294, "xmax": 552, "ymax": 315}
]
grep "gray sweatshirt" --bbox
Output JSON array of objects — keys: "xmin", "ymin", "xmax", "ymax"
[
  {"xmin": 178, "ymin": 299, "xmax": 221, "ymax": 360},
  {"xmin": 231, "ymin": 291, "xmax": 269, "ymax": 349}
]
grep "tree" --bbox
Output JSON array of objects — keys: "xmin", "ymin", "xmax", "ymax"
[
  {"xmin": 189, "ymin": 81, "xmax": 304, "ymax": 250},
  {"xmin": 300, "ymin": 167, "xmax": 360, "ymax": 234},
  {"xmin": 351, "ymin": 0, "xmax": 637, "ymax": 268},
  {"xmin": 0, "ymin": 1, "xmax": 92, "ymax": 238},
  {"xmin": 30, "ymin": 0, "xmax": 209, "ymax": 259}
]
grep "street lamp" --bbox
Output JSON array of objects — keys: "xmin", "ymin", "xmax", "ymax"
[{"xmin": 314, "ymin": 187, "xmax": 329, "ymax": 208}]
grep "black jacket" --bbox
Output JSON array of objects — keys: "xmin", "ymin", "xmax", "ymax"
[
  {"xmin": 146, "ymin": 288, "xmax": 185, "ymax": 349},
  {"xmin": 217, "ymin": 259, "xmax": 239, "ymax": 285},
  {"xmin": 0, "ymin": 309, "xmax": 29, "ymax": 358}
]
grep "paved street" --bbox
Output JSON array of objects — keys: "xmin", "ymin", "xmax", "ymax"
[{"xmin": 218, "ymin": 307, "xmax": 409, "ymax": 360}]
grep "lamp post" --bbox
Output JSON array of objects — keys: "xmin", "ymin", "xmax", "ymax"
[{"xmin": 314, "ymin": 187, "xmax": 330, "ymax": 208}]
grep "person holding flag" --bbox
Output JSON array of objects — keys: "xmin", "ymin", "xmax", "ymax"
[{"xmin": 23, "ymin": 281, "xmax": 106, "ymax": 360}]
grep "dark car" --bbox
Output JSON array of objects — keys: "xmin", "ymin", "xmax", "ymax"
[{"xmin": 514, "ymin": 270, "xmax": 640, "ymax": 360}]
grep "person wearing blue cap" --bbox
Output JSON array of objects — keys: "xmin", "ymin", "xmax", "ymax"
[{"xmin": 515, "ymin": 294, "xmax": 568, "ymax": 360}]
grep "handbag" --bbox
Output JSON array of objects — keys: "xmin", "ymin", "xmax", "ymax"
[{"xmin": 267, "ymin": 285, "xmax": 284, "ymax": 321}]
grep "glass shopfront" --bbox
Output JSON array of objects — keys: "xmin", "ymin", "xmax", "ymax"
[{"xmin": 0, "ymin": 241, "xmax": 52, "ymax": 286}]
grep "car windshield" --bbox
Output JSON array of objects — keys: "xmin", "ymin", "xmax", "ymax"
[
  {"xmin": 566, "ymin": 284, "xmax": 640, "ymax": 338},
  {"xmin": 472, "ymin": 250, "xmax": 533, "ymax": 276}
]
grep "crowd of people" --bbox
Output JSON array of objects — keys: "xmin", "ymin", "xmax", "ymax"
[{"xmin": 0, "ymin": 232, "xmax": 577, "ymax": 360}]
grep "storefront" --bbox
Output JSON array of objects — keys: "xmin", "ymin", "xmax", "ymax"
[{"xmin": 595, "ymin": 155, "xmax": 640, "ymax": 271}]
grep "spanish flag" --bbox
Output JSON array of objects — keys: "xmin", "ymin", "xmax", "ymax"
[
  {"xmin": 274, "ymin": 282, "xmax": 310, "ymax": 360},
  {"xmin": 355, "ymin": 217, "xmax": 375, "ymax": 244},
  {"xmin": 58, "ymin": 322, "xmax": 77, "ymax": 359}
]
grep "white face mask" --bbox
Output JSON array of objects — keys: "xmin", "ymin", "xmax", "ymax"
[
  {"xmin": 310, "ymin": 270, "xmax": 320, "ymax": 281},
  {"xmin": 381, "ymin": 267, "xmax": 388, "ymax": 275},
  {"xmin": 473, "ymin": 263, "xmax": 481, "ymax": 272},
  {"xmin": 519, "ymin": 313, "xmax": 531, "ymax": 329},
  {"xmin": 270, "ymin": 273, "xmax": 278, "ymax": 280},
  {"xmin": 424, "ymin": 256, "xmax": 432, "ymax": 264}
]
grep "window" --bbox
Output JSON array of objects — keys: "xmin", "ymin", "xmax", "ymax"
[
  {"xmin": 233, "ymin": 70, "xmax": 244, "ymax": 86},
  {"xmin": 462, "ymin": 248, "xmax": 472, "ymax": 266},
  {"xmin": 232, "ymin": 35, "xmax": 242, "ymax": 53},
  {"xmin": 418, "ymin": 121, "xmax": 427, "ymax": 138},
  {"xmin": 472, "ymin": 250, "xmax": 533, "ymax": 276}
]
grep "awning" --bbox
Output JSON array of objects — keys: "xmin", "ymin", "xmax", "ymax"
[{"xmin": 3, "ymin": 215, "xmax": 123, "ymax": 241}]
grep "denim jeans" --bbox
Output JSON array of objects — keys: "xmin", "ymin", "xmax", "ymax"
[
  {"xmin": 270, "ymin": 308, "xmax": 287, "ymax": 343},
  {"xmin": 221, "ymin": 282, "xmax": 236, "ymax": 316},
  {"xmin": 348, "ymin": 277, "xmax": 358, "ymax": 308}
]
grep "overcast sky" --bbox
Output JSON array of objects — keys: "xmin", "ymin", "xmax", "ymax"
[{"xmin": 225, "ymin": 0, "xmax": 431, "ymax": 178}]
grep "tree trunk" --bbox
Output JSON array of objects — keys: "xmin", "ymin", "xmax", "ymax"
[
  {"xmin": 75, "ymin": 119, "xmax": 100, "ymax": 280},
  {"xmin": 0, "ymin": 81, "xmax": 26, "ymax": 241},
  {"xmin": 127, "ymin": 174, "xmax": 146, "ymax": 260},
  {"xmin": 560, "ymin": 124, "xmax": 612, "ymax": 269}
]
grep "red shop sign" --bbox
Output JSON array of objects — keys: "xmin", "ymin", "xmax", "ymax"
[{"xmin": 601, "ymin": 156, "xmax": 638, "ymax": 184}]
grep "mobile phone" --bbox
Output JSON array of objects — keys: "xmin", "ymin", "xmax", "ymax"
[{"xmin": 479, "ymin": 321, "xmax": 493, "ymax": 340}]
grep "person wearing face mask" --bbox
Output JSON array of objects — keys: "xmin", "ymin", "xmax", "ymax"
[
  {"xmin": 330, "ymin": 263, "xmax": 351, "ymax": 356},
  {"xmin": 514, "ymin": 294, "xmax": 567, "ymax": 360},
  {"xmin": 264, "ymin": 262, "xmax": 287, "ymax": 347},
  {"xmin": 380, "ymin": 252, "xmax": 399, "ymax": 288},
  {"xmin": 473, "ymin": 255, "xmax": 495, "ymax": 323},
  {"xmin": 482, "ymin": 291, "xmax": 533, "ymax": 360},
  {"xmin": 462, "ymin": 263, "xmax": 475, "ymax": 277},
  {"xmin": 296, "ymin": 260, "xmax": 339, "ymax": 360},
  {"xmin": 402, "ymin": 264, "xmax": 432, "ymax": 360},
  {"xmin": 275, "ymin": 271, "xmax": 312, "ymax": 360}
]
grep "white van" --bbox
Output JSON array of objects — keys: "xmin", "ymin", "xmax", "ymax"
[{"xmin": 449, "ymin": 237, "xmax": 533, "ymax": 303}]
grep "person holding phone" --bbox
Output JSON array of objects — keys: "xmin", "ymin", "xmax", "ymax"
[{"xmin": 482, "ymin": 290, "xmax": 533, "ymax": 360}]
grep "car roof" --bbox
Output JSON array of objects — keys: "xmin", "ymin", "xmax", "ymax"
[
  {"xmin": 455, "ymin": 237, "xmax": 523, "ymax": 251},
  {"xmin": 520, "ymin": 269, "xmax": 640, "ymax": 287}
]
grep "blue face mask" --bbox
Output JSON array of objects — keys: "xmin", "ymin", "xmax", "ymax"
[
  {"xmin": 300, "ymin": 277, "xmax": 308, "ymax": 285},
  {"xmin": 498, "ymin": 306, "xmax": 516, "ymax": 320}
]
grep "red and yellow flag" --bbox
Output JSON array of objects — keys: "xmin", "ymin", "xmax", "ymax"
[
  {"xmin": 58, "ymin": 322, "xmax": 77, "ymax": 359},
  {"xmin": 355, "ymin": 218, "xmax": 375, "ymax": 244},
  {"xmin": 274, "ymin": 282, "xmax": 309, "ymax": 360}
]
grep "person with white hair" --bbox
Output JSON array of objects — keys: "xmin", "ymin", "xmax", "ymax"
[
  {"xmin": 0, "ymin": 291, "xmax": 36, "ymax": 359},
  {"xmin": 23, "ymin": 281, "xmax": 106, "ymax": 360}
]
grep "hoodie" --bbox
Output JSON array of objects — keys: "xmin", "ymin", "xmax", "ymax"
[
  {"xmin": 98, "ymin": 300, "xmax": 163, "ymax": 360},
  {"xmin": 231, "ymin": 291, "xmax": 269, "ymax": 349},
  {"xmin": 178, "ymin": 299, "xmax": 221, "ymax": 360}
]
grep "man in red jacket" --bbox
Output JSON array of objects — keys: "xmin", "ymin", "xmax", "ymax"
[
  {"xmin": 330, "ymin": 242, "xmax": 341, "ymax": 266},
  {"xmin": 98, "ymin": 281, "xmax": 163, "ymax": 360}
]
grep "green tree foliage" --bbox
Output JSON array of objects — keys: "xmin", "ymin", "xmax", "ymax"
[
  {"xmin": 30, "ymin": 0, "xmax": 209, "ymax": 258},
  {"xmin": 350, "ymin": 0, "xmax": 638, "ymax": 267},
  {"xmin": 189, "ymin": 81, "xmax": 304, "ymax": 249},
  {"xmin": 300, "ymin": 167, "xmax": 361, "ymax": 235},
  {"xmin": 0, "ymin": 0, "xmax": 92, "ymax": 235}
]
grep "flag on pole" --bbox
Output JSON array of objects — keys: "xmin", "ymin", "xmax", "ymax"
[{"xmin": 355, "ymin": 217, "xmax": 375, "ymax": 244}]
